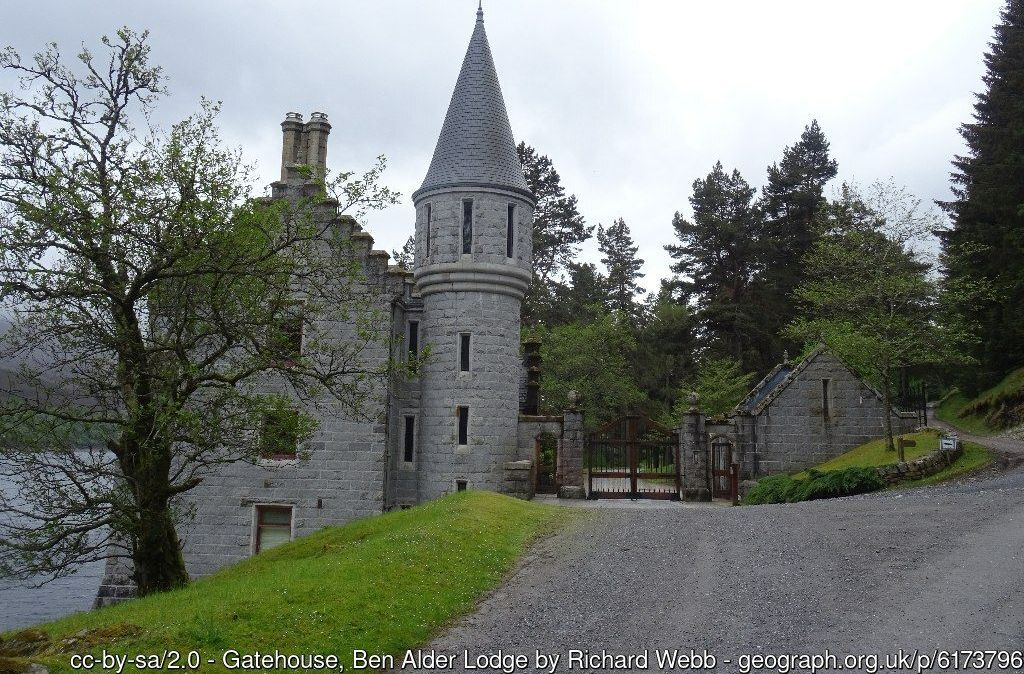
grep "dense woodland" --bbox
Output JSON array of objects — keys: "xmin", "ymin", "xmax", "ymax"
[{"xmin": 510, "ymin": 1, "xmax": 1024, "ymax": 428}]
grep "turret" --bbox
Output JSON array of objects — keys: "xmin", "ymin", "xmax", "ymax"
[{"xmin": 412, "ymin": 4, "xmax": 535, "ymax": 499}]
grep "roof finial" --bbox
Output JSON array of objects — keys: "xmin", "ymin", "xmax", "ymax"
[{"xmin": 477, "ymin": 0, "xmax": 483, "ymax": 21}]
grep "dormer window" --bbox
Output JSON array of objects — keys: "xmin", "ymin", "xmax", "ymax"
[{"xmin": 462, "ymin": 199, "xmax": 473, "ymax": 254}]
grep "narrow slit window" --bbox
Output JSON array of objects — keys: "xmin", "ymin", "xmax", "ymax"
[
  {"xmin": 425, "ymin": 203, "xmax": 432, "ymax": 258},
  {"xmin": 506, "ymin": 204, "xmax": 515, "ymax": 258},
  {"xmin": 457, "ymin": 406, "xmax": 469, "ymax": 446},
  {"xmin": 462, "ymin": 199, "xmax": 473, "ymax": 254},
  {"xmin": 255, "ymin": 505, "xmax": 292, "ymax": 553},
  {"xmin": 822, "ymin": 379, "xmax": 831, "ymax": 419},
  {"xmin": 403, "ymin": 416, "xmax": 415, "ymax": 463},
  {"xmin": 408, "ymin": 320, "xmax": 419, "ymax": 371},
  {"xmin": 459, "ymin": 333, "xmax": 471, "ymax": 372}
]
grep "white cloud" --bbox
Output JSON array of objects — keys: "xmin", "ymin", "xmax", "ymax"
[{"xmin": 1, "ymin": 0, "xmax": 1003, "ymax": 291}]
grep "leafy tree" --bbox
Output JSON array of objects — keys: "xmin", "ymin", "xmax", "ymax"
[
  {"xmin": 391, "ymin": 235, "xmax": 415, "ymax": 270},
  {"xmin": 665, "ymin": 162, "xmax": 767, "ymax": 370},
  {"xmin": 0, "ymin": 30, "xmax": 398, "ymax": 594},
  {"xmin": 533, "ymin": 310, "xmax": 644, "ymax": 429},
  {"xmin": 787, "ymin": 181, "xmax": 961, "ymax": 450},
  {"xmin": 938, "ymin": 0, "xmax": 1024, "ymax": 390},
  {"xmin": 635, "ymin": 290, "xmax": 698, "ymax": 418},
  {"xmin": 759, "ymin": 120, "xmax": 839, "ymax": 357},
  {"xmin": 597, "ymin": 217, "xmax": 645, "ymax": 318},
  {"xmin": 516, "ymin": 142, "xmax": 592, "ymax": 324},
  {"xmin": 671, "ymin": 356, "xmax": 754, "ymax": 420}
]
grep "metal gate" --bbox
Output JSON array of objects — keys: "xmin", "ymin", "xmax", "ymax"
[
  {"xmin": 711, "ymin": 439, "xmax": 733, "ymax": 499},
  {"xmin": 535, "ymin": 432, "xmax": 558, "ymax": 494},
  {"xmin": 587, "ymin": 414, "xmax": 680, "ymax": 499}
]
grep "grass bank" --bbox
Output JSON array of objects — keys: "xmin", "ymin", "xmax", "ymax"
[
  {"xmin": 802, "ymin": 429, "xmax": 992, "ymax": 487},
  {"xmin": 935, "ymin": 367, "xmax": 1024, "ymax": 435},
  {"xmin": 747, "ymin": 430, "xmax": 993, "ymax": 505},
  {"xmin": 0, "ymin": 491, "xmax": 572, "ymax": 674}
]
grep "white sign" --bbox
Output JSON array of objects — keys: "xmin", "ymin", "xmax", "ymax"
[{"xmin": 940, "ymin": 436, "xmax": 959, "ymax": 451}]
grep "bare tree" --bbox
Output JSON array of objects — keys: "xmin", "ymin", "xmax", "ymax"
[{"xmin": 0, "ymin": 29, "xmax": 399, "ymax": 594}]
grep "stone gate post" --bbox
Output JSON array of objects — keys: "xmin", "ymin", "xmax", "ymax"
[
  {"xmin": 679, "ymin": 392, "xmax": 710, "ymax": 501},
  {"xmin": 558, "ymin": 392, "xmax": 585, "ymax": 499}
]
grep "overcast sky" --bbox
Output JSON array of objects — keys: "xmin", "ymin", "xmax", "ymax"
[{"xmin": 1, "ymin": 1, "xmax": 1005, "ymax": 293}]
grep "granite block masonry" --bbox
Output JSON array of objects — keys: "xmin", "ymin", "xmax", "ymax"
[{"xmin": 95, "ymin": 5, "xmax": 557, "ymax": 600}]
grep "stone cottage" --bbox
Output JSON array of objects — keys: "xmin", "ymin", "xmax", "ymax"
[
  {"xmin": 96, "ymin": 5, "xmax": 584, "ymax": 602},
  {"xmin": 680, "ymin": 346, "xmax": 918, "ymax": 499}
]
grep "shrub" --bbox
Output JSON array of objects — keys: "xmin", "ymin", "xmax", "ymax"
[{"xmin": 743, "ymin": 467, "xmax": 884, "ymax": 505}]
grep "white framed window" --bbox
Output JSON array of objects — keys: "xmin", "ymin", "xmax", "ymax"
[{"xmin": 253, "ymin": 505, "xmax": 293, "ymax": 553}]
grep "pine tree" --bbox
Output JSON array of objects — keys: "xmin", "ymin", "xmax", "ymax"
[
  {"xmin": 391, "ymin": 235, "xmax": 415, "ymax": 270},
  {"xmin": 758, "ymin": 120, "xmax": 838, "ymax": 358},
  {"xmin": 597, "ymin": 217, "xmax": 645, "ymax": 317},
  {"xmin": 939, "ymin": 0, "xmax": 1024, "ymax": 389},
  {"xmin": 550, "ymin": 262, "xmax": 607, "ymax": 322},
  {"xmin": 665, "ymin": 162, "xmax": 767, "ymax": 370},
  {"xmin": 517, "ymin": 142, "xmax": 593, "ymax": 324}
]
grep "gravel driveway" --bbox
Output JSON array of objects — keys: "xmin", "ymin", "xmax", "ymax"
[{"xmin": 418, "ymin": 448, "xmax": 1024, "ymax": 672}]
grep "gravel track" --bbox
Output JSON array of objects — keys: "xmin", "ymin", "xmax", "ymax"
[{"xmin": 418, "ymin": 448, "xmax": 1024, "ymax": 672}]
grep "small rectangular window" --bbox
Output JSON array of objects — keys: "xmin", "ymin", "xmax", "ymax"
[
  {"xmin": 403, "ymin": 416, "xmax": 415, "ymax": 463},
  {"xmin": 255, "ymin": 505, "xmax": 292, "ymax": 553},
  {"xmin": 408, "ymin": 320, "xmax": 419, "ymax": 372},
  {"xmin": 457, "ymin": 406, "xmax": 469, "ymax": 446},
  {"xmin": 425, "ymin": 203, "xmax": 432, "ymax": 258},
  {"xmin": 506, "ymin": 204, "xmax": 515, "ymax": 258},
  {"xmin": 822, "ymin": 379, "xmax": 831, "ymax": 419},
  {"xmin": 456, "ymin": 479, "xmax": 468, "ymax": 492},
  {"xmin": 462, "ymin": 199, "xmax": 473, "ymax": 254},
  {"xmin": 459, "ymin": 333, "xmax": 471, "ymax": 372},
  {"xmin": 260, "ymin": 410, "xmax": 298, "ymax": 459}
]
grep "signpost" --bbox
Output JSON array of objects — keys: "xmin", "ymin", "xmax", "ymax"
[
  {"xmin": 896, "ymin": 437, "xmax": 916, "ymax": 463},
  {"xmin": 940, "ymin": 434, "xmax": 959, "ymax": 452}
]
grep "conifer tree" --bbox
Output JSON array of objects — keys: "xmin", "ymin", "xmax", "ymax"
[
  {"xmin": 516, "ymin": 142, "xmax": 592, "ymax": 324},
  {"xmin": 597, "ymin": 217, "xmax": 645, "ymax": 317},
  {"xmin": 758, "ymin": 120, "xmax": 838, "ymax": 358},
  {"xmin": 665, "ymin": 162, "xmax": 767, "ymax": 370},
  {"xmin": 939, "ymin": 0, "xmax": 1024, "ymax": 388}
]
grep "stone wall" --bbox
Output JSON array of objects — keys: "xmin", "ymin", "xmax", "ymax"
[
  {"xmin": 875, "ymin": 444, "xmax": 963, "ymax": 485},
  {"xmin": 753, "ymin": 351, "xmax": 907, "ymax": 475},
  {"xmin": 175, "ymin": 174, "xmax": 411, "ymax": 579}
]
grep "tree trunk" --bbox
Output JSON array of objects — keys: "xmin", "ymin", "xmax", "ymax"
[
  {"xmin": 882, "ymin": 358, "xmax": 895, "ymax": 452},
  {"xmin": 132, "ymin": 496, "xmax": 189, "ymax": 595}
]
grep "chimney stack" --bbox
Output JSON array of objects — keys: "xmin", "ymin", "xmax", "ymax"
[{"xmin": 279, "ymin": 111, "xmax": 331, "ymax": 182}]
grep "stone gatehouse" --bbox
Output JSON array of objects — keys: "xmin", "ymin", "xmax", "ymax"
[{"xmin": 679, "ymin": 346, "xmax": 918, "ymax": 500}]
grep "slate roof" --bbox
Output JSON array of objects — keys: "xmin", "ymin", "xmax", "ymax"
[
  {"xmin": 734, "ymin": 345, "xmax": 889, "ymax": 416},
  {"xmin": 414, "ymin": 6, "xmax": 532, "ymax": 201}
]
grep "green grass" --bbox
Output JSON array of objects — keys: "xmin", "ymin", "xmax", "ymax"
[
  {"xmin": 792, "ymin": 429, "xmax": 993, "ymax": 490},
  {"xmin": 794, "ymin": 430, "xmax": 939, "ymax": 478},
  {"xmin": 935, "ymin": 367, "xmax": 1024, "ymax": 435},
  {"xmin": 0, "ymin": 491, "xmax": 572, "ymax": 674}
]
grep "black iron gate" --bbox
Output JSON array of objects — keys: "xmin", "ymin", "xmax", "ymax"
[{"xmin": 587, "ymin": 414, "xmax": 680, "ymax": 499}]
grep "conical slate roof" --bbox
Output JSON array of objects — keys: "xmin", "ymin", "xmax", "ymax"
[{"xmin": 415, "ymin": 6, "xmax": 532, "ymax": 200}]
